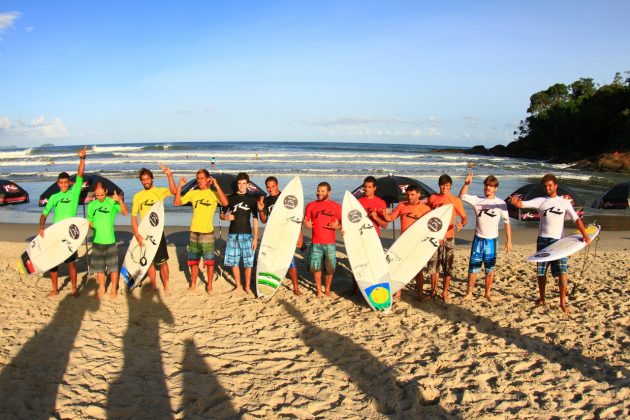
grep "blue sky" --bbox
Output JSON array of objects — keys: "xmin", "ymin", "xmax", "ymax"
[{"xmin": 1, "ymin": 1, "xmax": 628, "ymax": 147}]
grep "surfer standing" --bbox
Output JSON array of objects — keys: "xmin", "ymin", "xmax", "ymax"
[
  {"xmin": 459, "ymin": 172, "xmax": 512, "ymax": 302},
  {"xmin": 303, "ymin": 182, "xmax": 342, "ymax": 298},
  {"xmin": 427, "ymin": 174, "xmax": 467, "ymax": 303},
  {"xmin": 220, "ymin": 172, "xmax": 259, "ymax": 294},
  {"xmin": 383, "ymin": 184, "xmax": 431, "ymax": 300},
  {"xmin": 510, "ymin": 173, "xmax": 591, "ymax": 313},
  {"xmin": 87, "ymin": 182, "xmax": 128, "ymax": 298},
  {"xmin": 39, "ymin": 146, "xmax": 87, "ymax": 297},
  {"xmin": 257, "ymin": 176, "xmax": 304, "ymax": 296},
  {"xmin": 174, "ymin": 169, "xmax": 228, "ymax": 293},
  {"xmin": 131, "ymin": 165, "xmax": 177, "ymax": 294}
]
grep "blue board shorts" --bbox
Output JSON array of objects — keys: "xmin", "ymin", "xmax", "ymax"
[
  {"xmin": 224, "ymin": 233, "xmax": 255, "ymax": 268},
  {"xmin": 308, "ymin": 243, "xmax": 336, "ymax": 274},
  {"xmin": 468, "ymin": 235, "xmax": 498, "ymax": 273},
  {"xmin": 536, "ymin": 236, "xmax": 567, "ymax": 277}
]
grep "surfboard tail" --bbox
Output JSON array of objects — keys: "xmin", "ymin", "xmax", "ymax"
[
  {"xmin": 364, "ymin": 283, "xmax": 392, "ymax": 311},
  {"xmin": 120, "ymin": 266, "xmax": 136, "ymax": 290},
  {"xmin": 19, "ymin": 252, "xmax": 36, "ymax": 275},
  {"xmin": 257, "ymin": 272, "xmax": 282, "ymax": 298}
]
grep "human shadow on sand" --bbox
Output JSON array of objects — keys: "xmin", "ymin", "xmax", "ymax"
[
  {"xmin": 416, "ymin": 302, "xmax": 629, "ymax": 387},
  {"xmin": 0, "ymin": 281, "xmax": 100, "ymax": 419},
  {"xmin": 281, "ymin": 301, "xmax": 458, "ymax": 418},
  {"xmin": 177, "ymin": 338, "xmax": 239, "ymax": 418},
  {"xmin": 107, "ymin": 285, "xmax": 174, "ymax": 419}
]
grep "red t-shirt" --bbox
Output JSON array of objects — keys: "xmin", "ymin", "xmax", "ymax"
[
  {"xmin": 357, "ymin": 196, "xmax": 387, "ymax": 236},
  {"xmin": 304, "ymin": 199, "xmax": 342, "ymax": 244},
  {"xmin": 427, "ymin": 193, "xmax": 466, "ymax": 239}
]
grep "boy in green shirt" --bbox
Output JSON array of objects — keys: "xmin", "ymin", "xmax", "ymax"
[
  {"xmin": 39, "ymin": 147, "xmax": 87, "ymax": 297},
  {"xmin": 87, "ymin": 182, "xmax": 128, "ymax": 298}
]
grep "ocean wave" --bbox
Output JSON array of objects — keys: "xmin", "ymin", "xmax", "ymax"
[
  {"xmin": 0, "ymin": 148, "xmax": 33, "ymax": 158},
  {"xmin": 92, "ymin": 145, "xmax": 144, "ymax": 153}
]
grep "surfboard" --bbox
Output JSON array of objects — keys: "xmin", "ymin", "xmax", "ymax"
[
  {"xmin": 342, "ymin": 191, "xmax": 392, "ymax": 311},
  {"xmin": 385, "ymin": 204, "xmax": 453, "ymax": 295},
  {"xmin": 527, "ymin": 224, "xmax": 600, "ymax": 263},
  {"xmin": 18, "ymin": 217, "xmax": 89, "ymax": 275},
  {"xmin": 120, "ymin": 200, "xmax": 165, "ymax": 291},
  {"xmin": 256, "ymin": 176, "xmax": 304, "ymax": 299}
]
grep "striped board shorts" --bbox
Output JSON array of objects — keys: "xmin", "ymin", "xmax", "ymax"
[
  {"xmin": 224, "ymin": 233, "xmax": 255, "ymax": 267},
  {"xmin": 308, "ymin": 243, "xmax": 336, "ymax": 274},
  {"xmin": 188, "ymin": 231, "xmax": 215, "ymax": 266},
  {"xmin": 468, "ymin": 235, "xmax": 498, "ymax": 273},
  {"xmin": 91, "ymin": 243, "xmax": 119, "ymax": 274},
  {"xmin": 427, "ymin": 237, "xmax": 455, "ymax": 276},
  {"xmin": 536, "ymin": 236, "xmax": 568, "ymax": 277}
]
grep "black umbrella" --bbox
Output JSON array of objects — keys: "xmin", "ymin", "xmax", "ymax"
[
  {"xmin": 592, "ymin": 181, "xmax": 630, "ymax": 209},
  {"xmin": 505, "ymin": 183, "xmax": 584, "ymax": 221},
  {"xmin": 0, "ymin": 179, "xmax": 29, "ymax": 205},
  {"xmin": 180, "ymin": 173, "xmax": 265, "ymax": 206},
  {"xmin": 39, "ymin": 173, "xmax": 124, "ymax": 207},
  {"xmin": 352, "ymin": 175, "xmax": 436, "ymax": 205}
]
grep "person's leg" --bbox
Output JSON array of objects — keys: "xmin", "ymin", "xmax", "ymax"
[
  {"xmin": 558, "ymin": 274, "xmax": 569, "ymax": 313},
  {"xmin": 289, "ymin": 267, "xmax": 302, "ymax": 296},
  {"xmin": 205, "ymin": 262, "xmax": 215, "ymax": 292},
  {"xmin": 464, "ymin": 273, "xmax": 477, "ymax": 300},
  {"xmin": 441, "ymin": 239, "xmax": 455, "ymax": 302},
  {"xmin": 190, "ymin": 264, "xmax": 199, "ymax": 290},
  {"xmin": 232, "ymin": 266, "xmax": 242, "ymax": 291},
  {"xmin": 110, "ymin": 271, "xmax": 119, "ymax": 299},
  {"xmin": 313, "ymin": 271, "xmax": 323, "ymax": 297},
  {"xmin": 415, "ymin": 270, "xmax": 430, "ymax": 302},
  {"xmin": 159, "ymin": 263, "xmax": 169, "ymax": 294},
  {"xmin": 536, "ymin": 275, "xmax": 547, "ymax": 306},
  {"xmin": 244, "ymin": 267, "xmax": 252, "ymax": 293},
  {"xmin": 323, "ymin": 244, "xmax": 336, "ymax": 297},
  {"xmin": 484, "ymin": 272, "xmax": 495, "ymax": 301},
  {"xmin": 188, "ymin": 232, "xmax": 202, "ymax": 290},
  {"xmin": 147, "ymin": 264, "xmax": 157, "ymax": 290},
  {"xmin": 241, "ymin": 234, "xmax": 254, "ymax": 293},
  {"xmin": 48, "ymin": 269, "xmax": 59, "ymax": 297},
  {"xmin": 68, "ymin": 261, "xmax": 78, "ymax": 296},
  {"xmin": 465, "ymin": 236, "xmax": 483, "ymax": 300},
  {"xmin": 324, "ymin": 274, "xmax": 334, "ymax": 296},
  {"xmin": 483, "ymin": 238, "xmax": 497, "ymax": 301},
  {"xmin": 96, "ymin": 272, "xmax": 106, "ymax": 298}
]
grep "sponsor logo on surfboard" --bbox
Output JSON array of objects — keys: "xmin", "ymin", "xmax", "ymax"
[
  {"xmin": 149, "ymin": 212, "xmax": 159, "ymax": 227},
  {"xmin": 68, "ymin": 224, "xmax": 80, "ymax": 240},
  {"xmin": 283, "ymin": 195, "xmax": 298, "ymax": 209},
  {"xmin": 347, "ymin": 209, "xmax": 362, "ymax": 223},
  {"xmin": 535, "ymin": 252, "xmax": 550, "ymax": 257},
  {"xmin": 427, "ymin": 217, "xmax": 442, "ymax": 232}
]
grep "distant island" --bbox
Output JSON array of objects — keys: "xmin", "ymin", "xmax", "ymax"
[{"xmin": 463, "ymin": 72, "xmax": 630, "ymax": 173}]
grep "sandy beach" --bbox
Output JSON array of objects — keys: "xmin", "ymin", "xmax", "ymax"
[{"xmin": 0, "ymin": 226, "xmax": 628, "ymax": 418}]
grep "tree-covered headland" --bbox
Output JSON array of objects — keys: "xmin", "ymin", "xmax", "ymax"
[{"xmin": 469, "ymin": 72, "xmax": 630, "ymax": 173}]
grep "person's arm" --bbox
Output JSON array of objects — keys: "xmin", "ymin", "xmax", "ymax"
[
  {"xmin": 459, "ymin": 172, "xmax": 473, "ymax": 197},
  {"xmin": 371, "ymin": 210, "xmax": 389, "ymax": 229},
  {"xmin": 173, "ymin": 176, "xmax": 187, "ymax": 206},
  {"xmin": 455, "ymin": 199, "xmax": 467, "ymax": 231},
  {"xmin": 77, "ymin": 146, "xmax": 87, "ymax": 178},
  {"xmin": 210, "ymin": 176, "xmax": 228, "ymax": 207},
  {"xmin": 39, "ymin": 213, "xmax": 47, "ymax": 237},
  {"xmin": 383, "ymin": 205, "xmax": 399, "ymax": 222},
  {"xmin": 131, "ymin": 214, "xmax": 143, "ymax": 245},
  {"xmin": 574, "ymin": 218, "xmax": 592, "ymax": 245},
  {"xmin": 252, "ymin": 217, "xmax": 259, "ymax": 250},
  {"xmin": 160, "ymin": 163, "xmax": 177, "ymax": 195},
  {"xmin": 504, "ymin": 223, "xmax": 512, "ymax": 252},
  {"xmin": 257, "ymin": 196, "xmax": 268, "ymax": 223},
  {"xmin": 113, "ymin": 191, "xmax": 128, "ymax": 216}
]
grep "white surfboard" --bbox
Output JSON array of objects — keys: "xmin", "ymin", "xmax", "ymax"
[
  {"xmin": 385, "ymin": 204, "xmax": 453, "ymax": 295},
  {"xmin": 120, "ymin": 200, "xmax": 165, "ymax": 291},
  {"xmin": 342, "ymin": 191, "xmax": 392, "ymax": 311},
  {"xmin": 19, "ymin": 217, "xmax": 89, "ymax": 275},
  {"xmin": 256, "ymin": 177, "xmax": 304, "ymax": 299},
  {"xmin": 527, "ymin": 225, "xmax": 600, "ymax": 263}
]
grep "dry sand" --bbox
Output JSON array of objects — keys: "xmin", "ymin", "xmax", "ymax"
[{"xmin": 0, "ymin": 227, "xmax": 628, "ymax": 419}]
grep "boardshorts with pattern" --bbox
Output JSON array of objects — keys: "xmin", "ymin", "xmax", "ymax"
[
  {"xmin": 427, "ymin": 237, "xmax": 455, "ymax": 276},
  {"xmin": 308, "ymin": 243, "xmax": 336, "ymax": 274},
  {"xmin": 188, "ymin": 231, "xmax": 215, "ymax": 266},
  {"xmin": 91, "ymin": 243, "xmax": 119, "ymax": 274},
  {"xmin": 468, "ymin": 235, "xmax": 498, "ymax": 273},
  {"xmin": 536, "ymin": 236, "xmax": 567, "ymax": 277},
  {"xmin": 224, "ymin": 233, "xmax": 254, "ymax": 267}
]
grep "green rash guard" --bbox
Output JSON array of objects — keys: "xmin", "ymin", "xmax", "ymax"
[
  {"xmin": 42, "ymin": 175, "xmax": 83, "ymax": 224},
  {"xmin": 87, "ymin": 197, "xmax": 121, "ymax": 245}
]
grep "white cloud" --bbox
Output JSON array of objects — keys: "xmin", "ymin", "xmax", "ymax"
[
  {"xmin": 0, "ymin": 115, "xmax": 70, "ymax": 139},
  {"xmin": 462, "ymin": 116, "xmax": 478, "ymax": 128},
  {"xmin": 304, "ymin": 116, "xmax": 421, "ymax": 127},
  {"xmin": 0, "ymin": 11, "xmax": 21, "ymax": 32}
]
